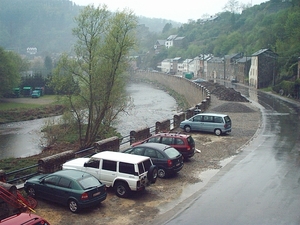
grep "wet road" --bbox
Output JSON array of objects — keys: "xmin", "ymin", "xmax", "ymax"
[
  {"xmin": 164, "ymin": 85, "xmax": 300, "ymax": 225},
  {"xmin": 0, "ymin": 83, "xmax": 177, "ymax": 159}
]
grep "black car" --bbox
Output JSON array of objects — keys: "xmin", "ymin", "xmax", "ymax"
[
  {"xmin": 24, "ymin": 170, "xmax": 107, "ymax": 213},
  {"xmin": 123, "ymin": 143, "xmax": 183, "ymax": 178}
]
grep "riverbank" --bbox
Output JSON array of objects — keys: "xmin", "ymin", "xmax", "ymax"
[{"xmin": 0, "ymin": 96, "xmax": 65, "ymax": 124}]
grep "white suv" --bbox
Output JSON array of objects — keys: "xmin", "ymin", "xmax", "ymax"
[{"xmin": 62, "ymin": 151, "xmax": 158, "ymax": 198}]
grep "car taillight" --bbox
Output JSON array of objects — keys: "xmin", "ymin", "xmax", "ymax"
[
  {"xmin": 81, "ymin": 192, "xmax": 89, "ymax": 200},
  {"xmin": 187, "ymin": 146, "xmax": 191, "ymax": 151},
  {"xmin": 167, "ymin": 159, "xmax": 173, "ymax": 167}
]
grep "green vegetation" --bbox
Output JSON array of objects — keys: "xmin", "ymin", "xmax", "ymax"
[{"xmin": 51, "ymin": 5, "xmax": 137, "ymax": 149}]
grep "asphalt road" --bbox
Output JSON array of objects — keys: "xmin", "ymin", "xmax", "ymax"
[{"xmin": 160, "ymin": 86, "xmax": 300, "ymax": 225}]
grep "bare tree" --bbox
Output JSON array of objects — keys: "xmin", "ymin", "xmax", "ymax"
[
  {"xmin": 52, "ymin": 5, "xmax": 137, "ymax": 148},
  {"xmin": 224, "ymin": 0, "xmax": 241, "ymax": 13}
]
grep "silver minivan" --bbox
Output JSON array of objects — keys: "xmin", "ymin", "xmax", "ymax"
[{"xmin": 180, "ymin": 113, "xmax": 232, "ymax": 136}]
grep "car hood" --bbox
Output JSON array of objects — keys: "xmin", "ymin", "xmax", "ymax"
[{"xmin": 63, "ymin": 158, "xmax": 90, "ymax": 167}]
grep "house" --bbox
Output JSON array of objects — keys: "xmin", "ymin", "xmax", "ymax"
[
  {"xmin": 165, "ymin": 35, "xmax": 185, "ymax": 49},
  {"xmin": 154, "ymin": 40, "xmax": 166, "ymax": 54},
  {"xmin": 157, "ymin": 57, "xmax": 181, "ymax": 74},
  {"xmin": 249, "ymin": 49, "xmax": 278, "ymax": 89},
  {"xmin": 235, "ymin": 56, "xmax": 251, "ymax": 84}
]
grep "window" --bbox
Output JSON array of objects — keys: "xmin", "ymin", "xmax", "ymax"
[
  {"xmin": 161, "ymin": 137, "xmax": 173, "ymax": 145},
  {"xmin": 174, "ymin": 138, "xmax": 184, "ymax": 145},
  {"xmin": 214, "ymin": 116, "xmax": 223, "ymax": 123},
  {"xmin": 44, "ymin": 175, "xmax": 59, "ymax": 185},
  {"xmin": 102, "ymin": 160, "xmax": 117, "ymax": 172},
  {"xmin": 203, "ymin": 116, "xmax": 213, "ymax": 122},
  {"xmin": 119, "ymin": 162, "xmax": 136, "ymax": 175},
  {"xmin": 58, "ymin": 178, "xmax": 71, "ymax": 188},
  {"xmin": 144, "ymin": 148, "xmax": 157, "ymax": 158},
  {"xmin": 193, "ymin": 115, "xmax": 202, "ymax": 122},
  {"xmin": 85, "ymin": 158, "xmax": 100, "ymax": 168},
  {"xmin": 148, "ymin": 136, "xmax": 160, "ymax": 143},
  {"xmin": 132, "ymin": 147, "xmax": 145, "ymax": 156}
]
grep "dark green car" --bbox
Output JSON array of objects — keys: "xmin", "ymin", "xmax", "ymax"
[{"xmin": 24, "ymin": 170, "xmax": 107, "ymax": 213}]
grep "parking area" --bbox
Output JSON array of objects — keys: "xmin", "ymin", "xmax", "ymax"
[{"xmin": 32, "ymin": 98, "xmax": 260, "ymax": 225}]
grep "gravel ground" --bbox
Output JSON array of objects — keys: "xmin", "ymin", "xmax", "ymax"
[{"xmin": 32, "ymin": 93, "xmax": 261, "ymax": 225}]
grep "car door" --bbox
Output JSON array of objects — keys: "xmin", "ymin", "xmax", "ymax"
[
  {"xmin": 143, "ymin": 147, "xmax": 165, "ymax": 169},
  {"xmin": 83, "ymin": 158, "xmax": 101, "ymax": 179},
  {"xmin": 40, "ymin": 175, "xmax": 60, "ymax": 202},
  {"xmin": 191, "ymin": 114, "xmax": 204, "ymax": 131},
  {"xmin": 98, "ymin": 159, "xmax": 117, "ymax": 187},
  {"xmin": 56, "ymin": 177, "xmax": 73, "ymax": 204}
]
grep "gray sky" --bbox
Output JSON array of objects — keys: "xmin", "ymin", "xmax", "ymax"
[{"xmin": 72, "ymin": 0, "xmax": 268, "ymax": 23}]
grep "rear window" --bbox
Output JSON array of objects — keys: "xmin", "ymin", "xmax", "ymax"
[
  {"xmin": 79, "ymin": 176, "xmax": 100, "ymax": 189},
  {"xmin": 138, "ymin": 159, "xmax": 152, "ymax": 174},
  {"xmin": 119, "ymin": 162, "xmax": 136, "ymax": 175},
  {"xmin": 187, "ymin": 136, "xmax": 195, "ymax": 147},
  {"xmin": 224, "ymin": 116, "xmax": 231, "ymax": 123},
  {"xmin": 164, "ymin": 147, "xmax": 181, "ymax": 158}
]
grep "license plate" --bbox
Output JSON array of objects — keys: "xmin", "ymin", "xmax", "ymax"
[
  {"xmin": 93, "ymin": 192, "xmax": 100, "ymax": 197},
  {"xmin": 176, "ymin": 163, "xmax": 180, "ymax": 167}
]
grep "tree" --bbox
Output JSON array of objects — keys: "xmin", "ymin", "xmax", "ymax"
[
  {"xmin": 0, "ymin": 47, "xmax": 27, "ymax": 96},
  {"xmin": 52, "ymin": 5, "xmax": 137, "ymax": 148}
]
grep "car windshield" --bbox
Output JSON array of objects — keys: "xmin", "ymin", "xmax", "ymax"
[
  {"xmin": 164, "ymin": 147, "xmax": 180, "ymax": 158},
  {"xmin": 78, "ymin": 175, "xmax": 100, "ymax": 189}
]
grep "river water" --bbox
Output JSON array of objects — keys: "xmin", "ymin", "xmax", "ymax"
[{"xmin": 0, "ymin": 83, "xmax": 178, "ymax": 159}]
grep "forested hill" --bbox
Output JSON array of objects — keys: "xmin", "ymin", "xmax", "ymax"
[
  {"xmin": 0, "ymin": 0, "xmax": 179, "ymax": 55},
  {"xmin": 153, "ymin": 0, "xmax": 300, "ymax": 78}
]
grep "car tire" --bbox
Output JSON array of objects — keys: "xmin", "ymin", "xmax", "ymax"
[
  {"xmin": 158, "ymin": 168, "xmax": 167, "ymax": 178},
  {"xmin": 26, "ymin": 186, "xmax": 36, "ymax": 197},
  {"xmin": 184, "ymin": 125, "xmax": 191, "ymax": 133},
  {"xmin": 214, "ymin": 129, "xmax": 222, "ymax": 136},
  {"xmin": 68, "ymin": 199, "xmax": 79, "ymax": 213},
  {"xmin": 114, "ymin": 181, "xmax": 131, "ymax": 198},
  {"xmin": 148, "ymin": 165, "xmax": 158, "ymax": 183}
]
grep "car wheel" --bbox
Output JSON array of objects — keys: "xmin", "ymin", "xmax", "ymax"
[
  {"xmin": 148, "ymin": 165, "xmax": 158, "ymax": 183},
  {"xmin": 158, "ymin": 168, "xmax": 166, "ymax": 178},
  {"xmin": 26, "ymin": 186, "xmax": 36, "ymax": 197},
  {"xmin": 68, "ymin": 199, "xmax": 79, "ymax": 213},
  {"xmin": 184, "ymin": 125, "xmax": 191, "ymax": 133},
  {"xmin": 114, "ymin": 181, "xmax": 131, "ymax": 198},
  {"xmin": 214, "ymin": 129, "xmax": 222, "ymax": 136}
]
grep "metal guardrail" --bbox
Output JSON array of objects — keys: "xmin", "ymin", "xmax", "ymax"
[{"xmin": 6, "ymin": 118, "xmax": 173, "ymax": 185}]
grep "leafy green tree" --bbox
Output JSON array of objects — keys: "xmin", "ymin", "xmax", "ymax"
[
  {"xmin": 52, "ymin": 5, "xmax": 137, "ymax": 148},
  {"xmin": 0, "ymin": 47, "xmax": 27, "ymax": 96}
]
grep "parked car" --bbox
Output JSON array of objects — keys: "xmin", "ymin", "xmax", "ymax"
[
  {"xmin": 123, "ymin": 143, "xmax": 184, "ymax": 178},
  {"xmin": 180, "ymin": 113, "xmax": 232, "ymax": 136},
  {"xmin": 62, "ymin": 151, "xmax": 158, "ymax": 198},
  {"xmin": 193, "ymin": 78, "xmax": 206, "ymax": 83},
  {"xmin": 31, "ymin": 90, "xmax": 40, "ymax": 98},
  {"xmin": 131, "ymin": 132, "xmax": 195, "ymax": 160},
  {"xmin": 0, "ymin": 212, "xmax": 50, "ymax": 225},
  {"xmin": 24, "ymin": 170, "xmax": 107, "ymax": 213}
]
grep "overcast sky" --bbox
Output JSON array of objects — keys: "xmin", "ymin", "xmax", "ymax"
[{"xmin": 72, "ymin": 0, "xmax": 268, "ymax": 23}]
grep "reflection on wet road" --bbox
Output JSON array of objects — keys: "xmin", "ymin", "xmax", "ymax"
[{"xmin": 164, "ymin": 84, "xmax": 300, "ymax": 225}]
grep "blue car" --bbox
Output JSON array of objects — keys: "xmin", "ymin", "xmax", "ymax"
[{"xmin": 24, "ymin": 170, "xmax": 107, "ymax": 213}]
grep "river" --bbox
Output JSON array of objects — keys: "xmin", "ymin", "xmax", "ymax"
[{"xmin": 0, "ymin": 83, "xmax": 178, "ymax": 159}]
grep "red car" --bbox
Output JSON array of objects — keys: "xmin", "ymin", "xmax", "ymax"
[
  {"xmin": 132, "ymin": 132, "xmax": 195, "ymax": 160},
  {"xmin": 0, "ymin": 212, "xmax": 50, "ymax": 225}
]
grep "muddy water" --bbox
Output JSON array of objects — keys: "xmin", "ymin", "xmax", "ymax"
[{"xmin": 0, "ymin": 83, "xmax": 177, "ymax": 159}]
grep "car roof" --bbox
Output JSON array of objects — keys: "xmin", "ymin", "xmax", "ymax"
[
  {"xmin": 136, "ymin": 142, "xmax": 171, "ymax": 151},
  {"xmin": 193, "ymin": 113, "xmax": 228, "ymax": 117},
  {"xmin": 92, "ymin": 151, "xmax": 151, "ymax": 163},
  {"xmin": 53, "ymin": 169, "xmax": 92, "ymax": 180},
  {"xmin": 0, "ymin": 213, "xmax": 47, "ymax": 224},
  {"xmin": 153, "ymin": 132, "xmax": 190, "ymax": 138}
]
